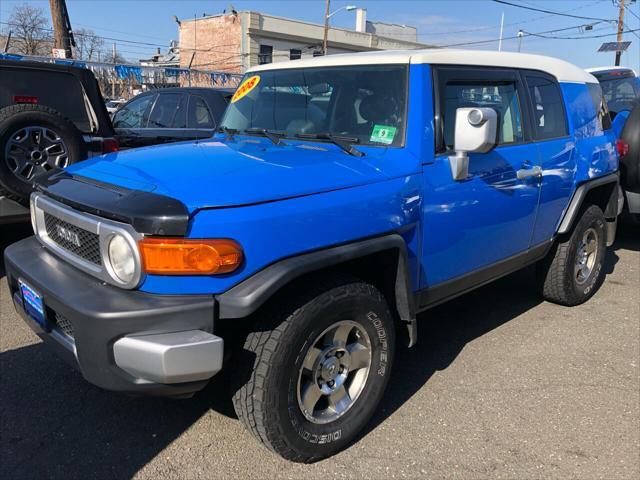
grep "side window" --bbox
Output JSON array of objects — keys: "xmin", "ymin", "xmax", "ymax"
[
  {"xmin": 188, "ymin": 96, "xmax": 215, "ymax": 129},
  {"xmin": 525, "ymin": 75, "xmax": 568, "ymax": 140},
  {"xmin": 259, "ymin": 45, "xmax": 273, "ymax": 65},
  {"xmin": 587, "ymin": 83, "xmax": 612, "ymax": 131},
  {"xmin": 172, "ymin": 94, "xmax": 188, "ymax": 128},
  {"xmin": 290, "ymin": 49, "xmax": 302, "ymax": 60},
  {"xmin": 441, "ymin": 81, "xmax": 524, "ymax": 151},
  {"xmin": 112, "ymin": 94, "xmax": 155, "ymax": 129},
  {"xmin": 147, "ymin": 93, "xmax": 182, "ymax": 128}
]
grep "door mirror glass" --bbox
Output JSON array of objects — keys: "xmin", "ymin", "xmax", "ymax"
[{"xmin": 449, "ymin": 107, "xmax": 497, "ymax": 181}]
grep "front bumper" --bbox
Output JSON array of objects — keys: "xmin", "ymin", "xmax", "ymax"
[{"xmin": 5, "ymin": 236, "xmax": 221, "ymax": 397}]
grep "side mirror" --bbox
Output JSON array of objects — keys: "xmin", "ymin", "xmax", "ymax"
[{"xmin": 449, "ymin": 107, "xmax": 497, "ymax": 180}]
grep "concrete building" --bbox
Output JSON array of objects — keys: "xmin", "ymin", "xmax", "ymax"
[{"xmin": 178, "ymin": 9, "xmax": 431, "ymax": 73}]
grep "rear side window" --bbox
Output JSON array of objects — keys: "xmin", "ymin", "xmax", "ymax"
[
  {"xmin": 173, "ymin": 94, "xmax": 188, "ymax": 128},
  {"xmin": 1, "ymin": 70, "xmax": 92, "ymax": 132},
  {"xmin": 441, "ymin": 81, "xmax": 524, "ymax": 151},
  {"xmin": 598, "ymin": 75, "xmax": 640, "ymax": 114},
  {"xmin": 525, "ymin": 75, "xmax": 568, "ymax": 140},
  {"xmin": 188, "ymin": 96, "xmax": 215, "ymax": 129},
  {"xmin": 148, "ymin": 93, "xmax": 183, "ymax": 128},
  {"xmin": 113, "ymin": 94, "xmax": 155, "ymax": 129},
  {"xmin": 587, "ymin": 83, "xmax": 612, "ymax": 131}
]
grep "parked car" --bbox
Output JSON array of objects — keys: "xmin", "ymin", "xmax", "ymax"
[
  {"xmin": 586, "ymin": 67, "xmax": 639, "ymax": 119},
  {"xmin": 0, "ymin": 59, "xmax": 117, "ymax": 220},
  {"xmin": 105, "ymin": 99, "xmax": 126, "ymax": 115},
  {"xmin": 111, "ymin": 87, "xmax": 233, "ymax": 148},
  {"xmin": 5, "ymin": 50, "xmax": 623, "ymax": 462},
  {"xmin": 587, "ymin": 67, "xmax": 640, "ymax": 222},
  {"xmin": 0, "ymin": 60, "xmax": 235, "ymax": 220}
]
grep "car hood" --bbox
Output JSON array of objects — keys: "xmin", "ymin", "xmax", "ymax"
[{"xmin": 66, "ymin": 138, "xmax": 398, "ymax": 212}]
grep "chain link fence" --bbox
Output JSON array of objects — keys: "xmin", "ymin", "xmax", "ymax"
[{"xmin": 0, "ymin": 53, "xmax": 242, "ymax": 101}]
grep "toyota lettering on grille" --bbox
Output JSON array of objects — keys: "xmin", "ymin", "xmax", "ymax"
[{"xmin": 55, "ymin": 224, "xmax": 81, "ymax": 247}]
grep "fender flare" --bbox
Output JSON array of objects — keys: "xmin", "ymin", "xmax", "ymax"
[
  {"xmin": 216, "ymin": 233, "xmax": 416, "ymax": 341},
  {"xmin": 557, "ymin": 172, "xmax": 620, "ymax": 235}
]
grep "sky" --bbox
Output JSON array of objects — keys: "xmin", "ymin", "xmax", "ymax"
[{"xmin": 1, "ymin": 0, "xmax": 638, "ymax": 71}]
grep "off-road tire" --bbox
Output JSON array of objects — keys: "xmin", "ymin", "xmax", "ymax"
[
  {"xmin": 0, "ymin": 104, "xmax": 87, "ymax": 204},
  {"xmin": 620, "ymin": 104, "xmax": 640, "ymax": 193},
  {"xmin": 231, "ymin": 275, "xmax": 395, "ymax": 463},
  {"xmin": 538, "ymin": 205, "xmax": 607, "ymax": 306}
]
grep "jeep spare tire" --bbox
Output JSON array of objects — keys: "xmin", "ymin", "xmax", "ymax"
[
  {"xmin": 620, "ymin": 103, "xmax": 640, "ymax": 193},
  {"xmin": 0, "ymin": 104, "xmax": 87, "ymax": 204}
]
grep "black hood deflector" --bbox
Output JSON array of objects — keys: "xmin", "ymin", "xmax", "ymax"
[{"xmin": 35, "ymin": 171, "xmax": 190, "ymax": 236}]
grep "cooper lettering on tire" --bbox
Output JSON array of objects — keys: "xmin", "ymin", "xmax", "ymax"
[{"xmin": 232, "ymin": 275, "xmax": 395, "ymax": 463}]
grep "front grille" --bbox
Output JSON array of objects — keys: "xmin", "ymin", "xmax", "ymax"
[
  {"xmin": 44, "ymin": 212, "xmax": 102, "ymax": 265},
  {"xmin": 54, "ymin": 311, "xmax": 74, "ymax": 339}
]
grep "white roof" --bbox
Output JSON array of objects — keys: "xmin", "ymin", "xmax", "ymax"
[{"xmin": 248, "ymin": 49, "xmax": 597, "ymax": 84}]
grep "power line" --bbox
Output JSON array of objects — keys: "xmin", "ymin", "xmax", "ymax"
[
  {"xmin": 0, "ymin": 21, "xmax": 240, "ymax": 55},
  {"xmin": 438, "ymin": 23, "xmax": 637, "ymax": 48},
  {"xmin": 492, "ymin": 0, "xmax": 615, "ymax": 22},
  {"xmin": 520, "ymin": 27, "xmax": 639, "ymax": 41},
  {"xmin": 413, "ymin": 0, "xmax": 608, "ymax": 37}
]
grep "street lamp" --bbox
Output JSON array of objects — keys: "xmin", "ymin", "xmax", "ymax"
[
  {"xmin": 323, "ymin": 2, "xmax": 358, "ymax": 55},
  {"xmin": 328, "ymin": 5, "xmax": 357, "ymax": 19}
]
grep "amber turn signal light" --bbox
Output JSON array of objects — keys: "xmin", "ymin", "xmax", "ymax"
[{"xmin": 140, "ymin": 238, "xmax": 243, "ymax": 275}]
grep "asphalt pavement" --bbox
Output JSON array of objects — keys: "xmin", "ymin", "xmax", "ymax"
[{"xmin": 1, "ymin": 222, "xmax": 638, "ymax": 479}]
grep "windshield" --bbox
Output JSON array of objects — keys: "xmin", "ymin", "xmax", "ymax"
[
  {"xmin": 221, "ymin": 65, "xmax": 408, "ymax": 147},
  {"xmin": 599, "ymin": 76, "xmax": 640, "ymax": 114}
]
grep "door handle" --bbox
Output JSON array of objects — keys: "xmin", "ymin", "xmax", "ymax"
[{"xmin": 516, "ymin": 165, "xmax": 542, "ymax": 180}]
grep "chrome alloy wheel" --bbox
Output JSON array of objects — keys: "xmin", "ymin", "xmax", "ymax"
[
  {"xmin": 297, "ymin": 320, "xmax": 372, "ymax": 424},
  {"xmin": 5, "ymin": 126, "xmax": 70, "ymax": 181},
  {"xmin": 575, "ymin": 227, "xmax": 599, "ymax": 285}
]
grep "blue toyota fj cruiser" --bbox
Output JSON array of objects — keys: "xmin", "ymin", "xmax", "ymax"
[{"xmin": 5, "ymin": 50, "xmax": 623, "ymax": 462}]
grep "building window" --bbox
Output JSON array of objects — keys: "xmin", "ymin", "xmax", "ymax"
[
  {"xmin": 289, "ymin": 49, "xmax": 302, "ymax": 60},
  {"xmin": 259, "ymin": 45, "xmax": 273, "ymax": 64}
]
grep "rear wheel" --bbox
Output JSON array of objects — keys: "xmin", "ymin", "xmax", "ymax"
[
  {"xmin": 232, "ymin": 276, "xmax": 395, "ymax": 462},
  {"xmin": 538, "ymin": 205, "xmax": 607, "ymax": 306},
  {"xmin": 0, "ymin": 104, "xmax": 86, "ymax": 204}
]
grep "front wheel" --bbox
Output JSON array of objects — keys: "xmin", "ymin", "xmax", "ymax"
[{"xmin": 232, "ymin": 276, "xmax": 395, "ymax": 463}]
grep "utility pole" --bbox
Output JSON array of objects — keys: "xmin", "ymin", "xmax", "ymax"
[
  {"xmin": 498, "ymin": 12, "xmax": 504, "ymax": 52},
  {"xmin": 615, "ymin": 0, "xmax": 626, "ymax": 66},
  {"xmin": 323, "ymin": 0, "xmax": 331, "ymax": 55},
  {"xmin": 3, "ymin": 31, "xmax": 11, "ymax": 53},
  {"xmin": 111, "ymin": 42, "xmax": 116, "ymax": 98},
  {"xmin": 49, "ymin": 0, "xmax": 74, "ymax": 58},
  {"xmin": 517, "ymin": 29, "xmax": 524, "ymax": 52}
]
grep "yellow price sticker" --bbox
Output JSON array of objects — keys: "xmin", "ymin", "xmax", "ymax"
[{"xmin": 231, "ymin": 75, "xmax": 261, "ymax": 103}]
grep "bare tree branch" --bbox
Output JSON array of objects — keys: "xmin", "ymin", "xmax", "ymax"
[
  {"xmin": 74, "ymin": 27, "xmax": 104, "ymax": 61},
  {"xmin": 6, "ymin": 3, "xmax": 52, "ymax": 55}
]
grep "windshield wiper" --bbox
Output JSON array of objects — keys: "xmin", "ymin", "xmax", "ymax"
[
  {"xmin": 218, "ymin": 126, "xmax": 239, "ymax": 140},
  {"xmin": 295, "ymin": 133, "xmax": 364, "ymax": 157},
  {"xmin": 244, "ymin": 128, "xmax": 287, "ymax": 146}
]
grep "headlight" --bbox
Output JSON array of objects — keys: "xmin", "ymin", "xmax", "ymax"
[{"xmin": 108, "ymin": 234, "xmax": 136, "ymax": 283}]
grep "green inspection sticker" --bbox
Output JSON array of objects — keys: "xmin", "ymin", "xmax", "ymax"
[{"xmin": 370, "ymin": 125, "xmax": 397, "ymax": 145}]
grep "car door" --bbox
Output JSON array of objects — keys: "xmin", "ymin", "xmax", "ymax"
[
  {"xmin": 420, "ymin": 66, "xmax": 541, "ymax": 292},
  {"xmin": 112, "ymin": 93, "xmax": 156, "ymax": 148},
  {"xmin": 522, "ymin": 71, "xmax": 576, "ymax": 245},
  {"xmin": 136, "ymin": 92, "xmax": 188, "ymax": 147}
]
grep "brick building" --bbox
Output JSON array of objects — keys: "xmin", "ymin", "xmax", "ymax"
[{"xmin": 178, "ymin": 9, "xmax": 430, "ymax": 74}]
